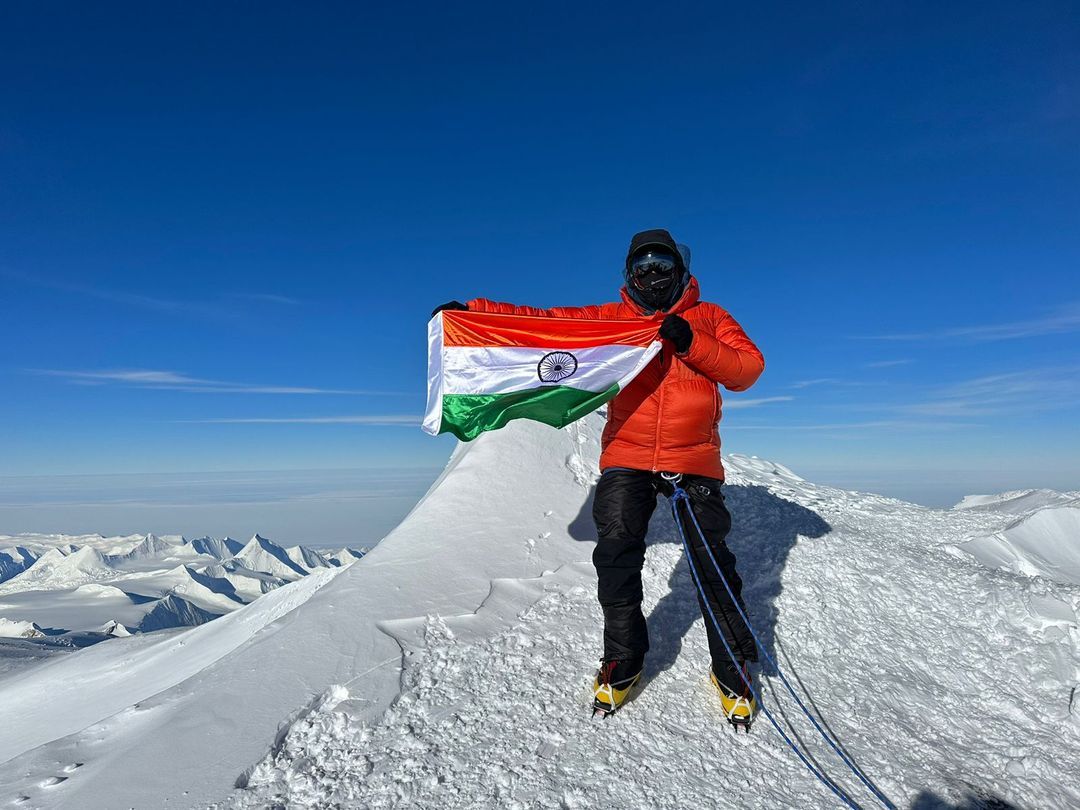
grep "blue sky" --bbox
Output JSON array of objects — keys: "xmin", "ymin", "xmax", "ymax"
[{"xmin": 1, "ymin": 2, "xmax": 1078, "ymax": 538}]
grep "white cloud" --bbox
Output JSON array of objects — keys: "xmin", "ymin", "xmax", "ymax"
[
  {"xmin": 865, "ymin": 359, "xmax": 912, "ymax": 368},
  {"xmin": 723, "ymin": 396, "xmax": 794, "ymax": 409},
  {"xmin": 860, "ymin": 302, "xmax": 1080, "ymax": 342},
  {"xmin": 3, "ymin": 269, "xmax": 300, "ymax": 317},
  {"xmin": 790, "ymin": 378, "xmax": 840, "ymax": 389},
  {"xmin": 726, "ymin": 419, "xmax": 977, "ymax": 431},
  {"xmin": 896, "ymin": 367, "xmax": 1080, "ymax": 417},
  {"xmin": 35, "ymin": 369, "xmax": 399, "ymax": 396},
  {"xmin": 184, "ymin": 415, "xmax": 421, "ymax": 425}
]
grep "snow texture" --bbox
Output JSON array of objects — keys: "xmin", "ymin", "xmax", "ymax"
[
  {"xmin": 0, "ymin": 414, "xmax": 1078, "ymax": 809},
  {"xmin": 958, "ymin": 505, "xmax": 1080, "ymax": 586}
]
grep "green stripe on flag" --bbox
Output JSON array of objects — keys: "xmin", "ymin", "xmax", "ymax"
[{"xmin": 440, "ymin": 383, "xmax": 620, "ymax": 441}]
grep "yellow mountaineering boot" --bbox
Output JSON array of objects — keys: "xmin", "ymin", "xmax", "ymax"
[
  {"xmin": 592, "ymin": 658, "xmax": 643, "ymax": 717},
  {"xmin": 711, "ymin": 662, "xmax": 757, "ymax": 732}
]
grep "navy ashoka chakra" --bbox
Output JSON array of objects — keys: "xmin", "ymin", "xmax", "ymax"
[{"xmin": 537, "ymin": 351, "xmax": 578, "ymax": 383}]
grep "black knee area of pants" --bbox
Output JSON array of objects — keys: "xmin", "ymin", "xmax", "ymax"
[
  {"xmin": 592, "ymin": 469, "xmax": 657, "ymax": 607},
  {"xmin": 592, "ymin": 469, "xmax": 658, "ymax": 659}
]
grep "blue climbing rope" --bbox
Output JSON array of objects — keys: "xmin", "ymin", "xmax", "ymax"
[
  {"xmin": 667, "ymin": 474, "xmax": 896, "ymax": 810},
  {"xmin": 668, "ymin": 490, "xmax": 861, "ymax": 809}
]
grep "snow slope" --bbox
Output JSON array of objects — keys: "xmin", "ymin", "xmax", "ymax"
[
  {"xmin": 1, "ymin": 415, "xmax": 1078, "ymax": 809},
  {"xmin": 957, "ymin": 504, "xmax": 1080, "ymax": 586}
]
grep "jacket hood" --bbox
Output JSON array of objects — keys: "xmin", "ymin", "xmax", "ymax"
[{"xmin": 625, "ymin": 228, "xmax": 686, "ymax": 273}]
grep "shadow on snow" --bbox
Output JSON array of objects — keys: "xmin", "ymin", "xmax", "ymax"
[{"xmin": 569, "ymin": 481, "xmax": 832, "ymax": 680}]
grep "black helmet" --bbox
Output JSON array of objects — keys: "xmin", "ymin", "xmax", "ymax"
[{"xmin": 624, "ymin": 228, "xmax": 690, "ymax": 312}]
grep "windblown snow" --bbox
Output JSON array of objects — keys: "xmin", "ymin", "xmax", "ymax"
[{"xmin": 0, "ymin": 414, "xmax": 1077, "ymax": 809}]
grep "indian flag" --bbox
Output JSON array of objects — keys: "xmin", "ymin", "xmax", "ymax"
[{"xmin": 424, "ymin": 310, "xmax": 662, "ymax": 441}]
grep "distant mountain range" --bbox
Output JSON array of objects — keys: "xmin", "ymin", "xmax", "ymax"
[{"xmin": 0, "ymin": 532, "xmax": 365, "ymax": 643}]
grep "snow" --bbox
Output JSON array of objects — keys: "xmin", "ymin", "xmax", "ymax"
[
  {"xmin": 0, "ymin": 618, "xmax": 45, "ymax": 639},
  {"xmin": 0, "ymin": 545, "xmax": 114, "ymax": 594},
  {"xmin": 0, "ymin": 546, "xmax": 38, "ymax": 583},
  {"xmin": 0, "ymin": 414, "xmax": 1077, "ymax": 809},
  {"xmin": 134, "ymin": 593, "xmax": 222, "ymax": 632},
  {"xmin": 227, "ymin": 534, "xmax": 311, "ymax": 581},
  {"xmin": 326, "ymin": 547, "xmax": 367, "ymax": 566},
  {"xmin": 953, "ymin": 489, "xmax": 1080, "ymax": 515},
  {"xmin": 0, "ymin": 532, "xmax": 343, "ymax": 638},
  {"xmin": 116, "ymin": 565, "xmax": 245, "ymax": 614},
  {"xmin": 957, "ymin": 505, "xmax": 1080, "ymax": 586}
]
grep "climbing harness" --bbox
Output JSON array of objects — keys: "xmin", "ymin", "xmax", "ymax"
[{"xmin": 663, "ymin": 471, "xmax": 895, "ymax": 810}]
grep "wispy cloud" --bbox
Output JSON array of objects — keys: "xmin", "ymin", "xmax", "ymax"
[
  {"xmin": 726, "ymin": 419, "xmax": 977, "ymax": 431},
  {"xmin": 790, "ymin": 378, "xmax": 840, "ymax": 389},
  {"xmin": 789, "ymin": 378, "xmax": 884, "ymax": 389},
  {"xmin": 859, "ymin": 302, "xmax": 1080, "ymax": 342},
  {"xmin": 723, "ymin": 396, "xmax": 794, "ymax": 410},
  {"xmin": 865, "ymin": 359, "xmax": 912, "ymax": 368},
  {"xmin": 182, "ymin": 415, "xmax": 421, "ymax": 425},
  {"xmin": 225, "ymin": 292, "xmax": 301, "ymax": 306},
  {"xmin": 35, "ymin": 369, "xmax": 400, "ymax": 395},
  {"xmin": 3, "ymin": 269, "xmax": 300, "ymax": 318},
  {"xmin": 894, "ymin": 366, "xmax": 1080, "ymax": 418}
]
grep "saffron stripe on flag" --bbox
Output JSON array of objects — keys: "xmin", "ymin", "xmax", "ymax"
[{"xmin": 441, "ymin": 310, "xmax": 659, "ymax": 349}]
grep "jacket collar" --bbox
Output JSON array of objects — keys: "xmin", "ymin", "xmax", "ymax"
[{"xmin": 620, "ymin": 275, "xmax": 700, "ymax": 317}]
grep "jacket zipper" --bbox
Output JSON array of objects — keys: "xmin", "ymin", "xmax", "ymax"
[{"xmin": 652, "ymin": 347, "xmax": 667, "ymax": 472}]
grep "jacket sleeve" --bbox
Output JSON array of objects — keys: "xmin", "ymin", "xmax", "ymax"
[
  {"xmin": 467, "ymin": 298, "xmax": 618, "ymax": 319},
  {"xmin": 678, "ymin": 309, "xmax": 764, "ymax": 391}
]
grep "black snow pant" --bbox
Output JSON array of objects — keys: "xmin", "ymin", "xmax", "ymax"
[{"xmin": 591, "ymin": 467, "xmax": 756, "ymax": 675}]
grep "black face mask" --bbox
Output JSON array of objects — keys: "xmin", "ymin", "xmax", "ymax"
[{"xmin": 626, "ymin": 251, "xmax": 685, "ymax": 311}]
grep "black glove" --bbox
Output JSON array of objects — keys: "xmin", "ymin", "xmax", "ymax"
[
  {"xmin": 659, "ymin": 314, "xmax": 693, "ymax": 354},
  {"xmin": 431, "ymin": 300, "xmax": 469, "ymax": 318}
]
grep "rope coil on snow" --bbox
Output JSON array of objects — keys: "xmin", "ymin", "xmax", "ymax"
[{"xmin": 667, "ymin": 475, "xmax": 895, "ymax": 810}]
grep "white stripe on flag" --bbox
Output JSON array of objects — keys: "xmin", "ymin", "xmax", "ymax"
[
  {"xmin": 439, "ymin": 343, "xmax": 660, "ymax": 396},
  {"xmin": 422, "ymin": 313, "xmax": 445, "ymax": 435}
]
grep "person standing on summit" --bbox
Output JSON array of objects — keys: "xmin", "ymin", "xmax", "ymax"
[{"xmin": 432, "ymin": 229, "xmax": 764, "ymax": 725}]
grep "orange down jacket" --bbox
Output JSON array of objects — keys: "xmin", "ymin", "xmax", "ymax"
[{"xmin": 467, "ymin": 276, "xmax": 764, "ymax": 480}]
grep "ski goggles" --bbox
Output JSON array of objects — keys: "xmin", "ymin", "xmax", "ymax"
[{"xmin": 628, "ymin": 251, "xmax": 679, "ymax": 290}]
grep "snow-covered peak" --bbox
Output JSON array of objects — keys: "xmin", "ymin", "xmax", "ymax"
[
  {"xmin": 135, "ymin": 593, "xmax": 221, "ymax": 633},
  {"xmin": 722, "ymin": 453, "xmax": 807, "ymax": 486},
  {"xmin": 117, "ymin": 533, "xmax": 185, "ymax": 562},
  {"xmin": 953, "ymin": 488, "xmax": 1080, "ymax": 514},
  {"xmin": 0, "ymin": 618, "xmax": 45, "ymax": 639},
  {"xmin": 188, "ymin": 535, "xmax": 245, "ymax": 559},
  {"xmin": 0, "ymin": 546, "xmax": 39, "ymax": 584},
  {"xmin": 0, "ymin": 544, "xmax": 114, "ymax": 594},
  {"xmin": 285, "ymin": 545, "xmax": 333, "ymax": 571},
  {"xmin": 98, "ymin": 620, "xmax": 131, "ymax": 637},
  {"xmin": 325, "ymin": 547, "xmax": 366, "ymax": 567},
  {"xmin": 227, "ymin": 535, "xmax": 312, "ymax": 581}
]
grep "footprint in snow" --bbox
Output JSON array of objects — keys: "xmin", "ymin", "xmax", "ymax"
[{"xmin": 40, "ymin": 776, "xmax": 68, "ymax": 788}]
